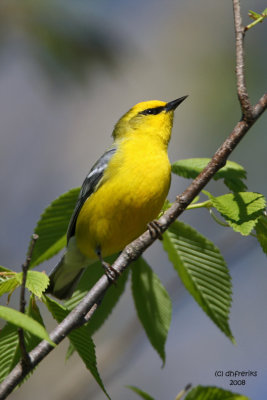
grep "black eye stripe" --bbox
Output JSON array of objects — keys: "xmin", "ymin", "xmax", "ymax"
[{"xmin": 139, "ymin": 106, "xmax": 165, "ymax": 116}]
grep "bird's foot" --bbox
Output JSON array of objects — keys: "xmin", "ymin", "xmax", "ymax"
[
  {"xmin": 102, "ymin": 261, "xmax": 121, "ymax": 283},
  {"xmin": 147, "ymin": 220, "xmax": 163, "ymax": 240}
]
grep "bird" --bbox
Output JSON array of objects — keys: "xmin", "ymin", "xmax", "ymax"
[{"xmin": 47, "ymin": 96, "xmax": 187, "ymax": 299}]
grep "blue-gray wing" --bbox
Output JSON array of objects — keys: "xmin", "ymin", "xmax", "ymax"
[{"xmin": 67, "ymin": 146, "xmax": 117, "ymax": 241}]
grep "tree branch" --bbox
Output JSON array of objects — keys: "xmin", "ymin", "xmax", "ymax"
[
  {"xmin": 233, "ymin": 0, "xmax": 254, "ymax": 120},
  {"xmin": 0, "ymin": 1, "xmax": 266, "ymax": 398},
  {"xmin": 18, "ymin": 234, "xmax": 39, "ymax": 370}
]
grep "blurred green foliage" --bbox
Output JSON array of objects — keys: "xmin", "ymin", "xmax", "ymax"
[{"xmin": 0, "ymin": 0, "xmax": 122, "ymax": 84}]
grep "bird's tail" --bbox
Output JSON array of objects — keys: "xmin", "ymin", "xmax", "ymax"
[{"xmin": 46, "ymin": 237, "xmax": 91, "ymax": 299}]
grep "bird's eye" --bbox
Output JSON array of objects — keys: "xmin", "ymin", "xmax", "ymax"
[{"xmin": 140, "ymin": 106, "xmax": 164, "ymax": 116}]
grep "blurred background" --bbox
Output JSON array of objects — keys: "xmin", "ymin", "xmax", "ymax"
[{"xmin": 0, "ymin": 0, "xmax": 266, "ymax": 399}]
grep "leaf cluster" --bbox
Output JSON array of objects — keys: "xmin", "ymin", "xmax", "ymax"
[
  {"xmin": 0, "ymin": 158, "xmax": 266, "ymax": 398},
  {"xmin": 127, "ymin": 384, "xmax": 250, "ymax": 400}
]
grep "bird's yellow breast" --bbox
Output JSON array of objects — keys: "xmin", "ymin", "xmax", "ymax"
[{"xmin": 75, "ymin": 135, "xmax": 171, "ymax": 259}]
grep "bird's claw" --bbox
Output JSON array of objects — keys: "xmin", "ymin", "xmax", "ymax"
[
  {"xmin": 147, "ymin": 220, "xmax": 163, "ymax": 240},
  {"xmin": 102, "ymin": 261, "xmax": 121, "ymax": 283}
]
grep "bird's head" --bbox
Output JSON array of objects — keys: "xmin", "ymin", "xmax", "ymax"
[{"xmin": 112, "ymin": 96, "xmax": 187, "ymax": 145}]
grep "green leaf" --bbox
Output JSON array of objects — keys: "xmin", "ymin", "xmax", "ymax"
[
  {"xmin": 0, "ymin": 323, "xmax": 19, "ymax": 384},
  {"xmin": 45, "ymin": 296, "xmax": 110, "ymax": 399},
  {"xmin": 131, "ymin": 258, "xmax": 172, "ymax": 364},
  {"xmin": 0, "ymin": 266, "xmax": 16, "ymax": 290},
  {"xmin": 248, "ymin": 8, "xmax": 267, "ymax": 20},
  {"xmin": 65, "ymin": 343, "xmax": 75, "ymax": 360},
  {"xmin": 158, "ymin": 199, "xmax": 172, "ymax": 217},
  {"xmin": 68, "ymin": 326, "xmax": 110, "ymax": 399},
  {"xmin": 25, "ymin": 271, "xmax": 50, "ymax": 297},
  {"xmin": 24, "ymin": 296, "xmax": 47, "ymax": 350},
  {"xmin": 185, "ymin": 385, "xmax": 250, "ymax": 400},
  {"xmin": 30, "ymin": 188, "xmax": 80, "ymax": 268},
  {"xmin": 10, "ymin": 297, "xmax": 47, "ymax": 385},
  {"xmin": 0, "ymin": 306, "xmax": 54, "ymax": 346},
  {"xmin": 255, "ymin": 214, "xmax": 267, "ymax": 255},
  {"xmin": 163, "ymin": 221, "xmax": 233, "ymax": 340},
  {"xmin": 206, "ymin": 192, "xmax": 266, "ymax": 235},
  {"xmin": 126, "ymin": 385, "xmax": 155, "ymax": 400},
  {"xmin": 0, "ymin": 270, "xmax": 49, "ymax": 298},
  {"xmin": 0, "ymin": 266, "xmax": 12, "ymax": 273},
  {"xmin": 172, "ymin": 158, "xmax": 247, "ymax": 191},
  {"xmin": 8, "ymin": 271, "xmax": 50, "ymax": 298},
  {"xmin": 0, "ymin": 277, "xmax": 20, "ymax": 297},
  {"xmin": 248, "ymin": 10, "xmax": 262, "ymax": 20},
  {"xmin": 0, "ymin": 296, "xmax": 47, "ymax": 384},
  {"xmin": 44, "ymin": 295, "xmax": 68, "ymax": 320},
  {"xmin": 64, "ymin": 254, "xmax": 129, "ymax": 336}
]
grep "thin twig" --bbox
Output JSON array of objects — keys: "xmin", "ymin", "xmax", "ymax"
[
  {"xmin": 233, "ymin": 0, "xmax": 254, "ymax": 120},
  {"xmin": 18, "ymin": 234, "xmax": 39, "ymax": 370},
  {"xmin": 17, "ymin": 331, "xmax": 30, "ymax": 370},
  {"xmin": 20, "ymin": 234, "xmax": 39, "ymax": 314},
  {"xmin": 84, "ymin": 302, "xmax": 98, "ymax": 322},
  {"xmin": 245, "ymin": 9, "xmax": 267, "ymax": 31},
  {"xmin": 175, "ymin": 383, "xmax": 192, "ymax": 400}
]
